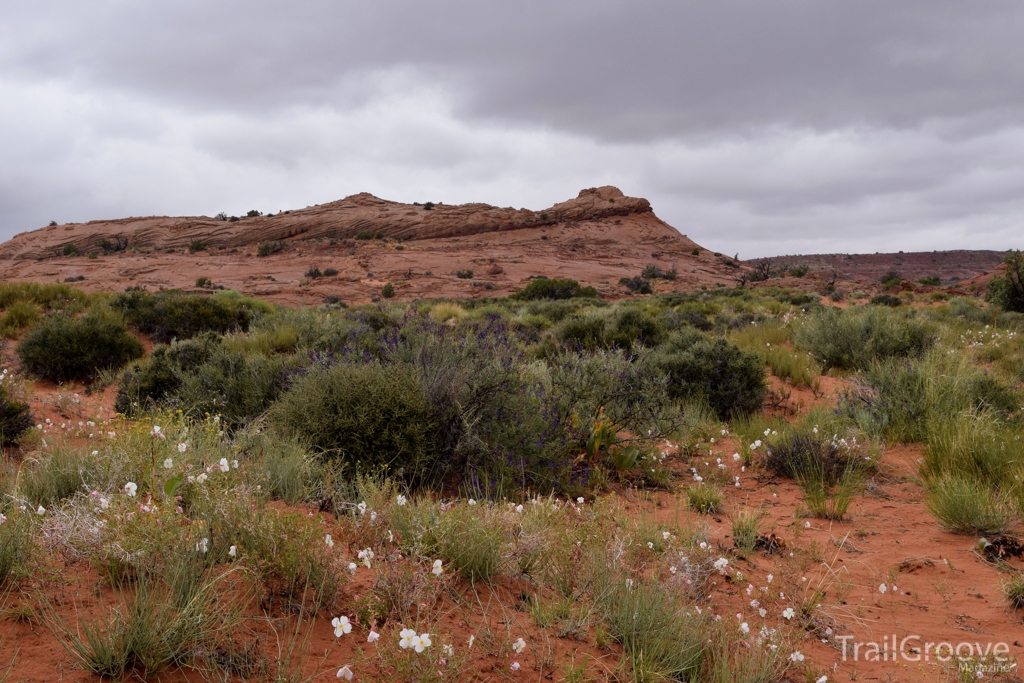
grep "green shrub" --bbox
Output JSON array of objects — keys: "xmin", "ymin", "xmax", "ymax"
[
  {"xmin": 985, "ymin": 250, "xmax": 1024, "ymax": 313},
  {"xmin": 687, "ymin": 483, "xmax": 723, "ymax": 514},
  {"xmin": 641, "ymin": 264, "xmax": 677, "ymax": 281},
  {"xmin": 0, "ymin": 384, "xmax": 33, "ymax": 447},
  {"xmin": 653, "ymin": 330, "xmax": 766, "ymax": 419},
  {"xmin": 382, "ymin": 283, "xmax": 395, "ymax": 299},
  {"xmin": 880, "ymin": 269, "xmax": 902, "ymax": 289},
  {"xmin": 870, "ymin": 294, "xmax": 903, "ymax": 307},
  {"xmin": 619, "ymin": 276, "xmax": 653, "ymax": 294},
  {"xmin": 918, "ymin": 276, "xmax": 942, "ymax": 286},
  {"xmin": 605, "ymin": 308, "xmax": 666, "ymax": 350},
  {"xmin": 17, "ymin": 310, "xmax": 143, "ymax": 382},
  {"xmin": 257, "ymin": 241, "xmax": 285, "ymax": 257},
  {"xmin": 513, "ymin": 278, "xmax": 598, "ymax": 301},
  {"xmin": 556, "ymin": 312, "xmax": 608, "ymax": 350},
  {"xmin": 188, "ymin": 240, "xmax": 208, "ymax": 253},
  {"xmin": 269, "ymin": 363, "xmax": 436, "ymax": 479},
  {"xmin": 323, "ymin": 268, "xmax": 339, "ymax": 277},
  {"xmin": 111, "ymin": 290, "xmax": 254, "ymax": 342},
  {"xmin": 305, "ymin": 266, "xmax": 323, "ymax": 279},
  {"xmin": 455, "ymin": 269, "xmax": 473, "ymax": 279},
  {"xmin": 20, "ymin": 445, "xmax": 100, "ymax": 508},
  {"xmin": 116, "ymin": 336, "xmax": 288, "ymax": 424},
  {"xmin": 63, "ymin": 243, "xmax": 78, "ymax": 256},
  {"xmin": 927, "ymin": 474, "xmax": 1016, "ymax": 535},
  {"xmin": 795, "ymin": 306, "xmax": 933, "ymax": 370}
]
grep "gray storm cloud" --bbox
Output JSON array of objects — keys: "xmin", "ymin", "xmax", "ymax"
[{"xmin": 1, "ymin": 0, "xmax": 1022, "ymax": 256}]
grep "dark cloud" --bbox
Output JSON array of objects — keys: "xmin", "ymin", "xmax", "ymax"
[{"xmin": 2, "ymin": 1, "xmax": 1023, "ymax": 255}]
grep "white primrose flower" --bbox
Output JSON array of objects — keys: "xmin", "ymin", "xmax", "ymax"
[
  {"xmin": 512, "ymin": 637, "xmax": 526, "ymax": 654},
  {"xmin": 432, "ymin": 559, "xmax": 443, "ymax": 576},
  {"xmin": 357, "ymin": 501, "xmax": 367, "ymax": 515},
  {"xmin": 576, "ymin": 497, "xmax": 584, "ymax": 504},
  {"xmin": 879, "ymin": 583, "xmax": 887, "ymax": 594},
  {"xmin": 739, "ymin": 622, "xmax": 750, "ymax": 634},
  {"xmin": 396, "ymin": 494, "xmax": 407, "ymax": 506},
  {"xmin": 468, "ymin": 498, "xmax": 477, "ymax": 505},
  {"xmin": 348, "ymin": 562, "xmax": 357, "ymax": 574},
  {"xmin": 790, "ymin": 651, "xmax": 805, "ymax": 663},
  {"xmin": 229, "ymin": 545, "xmax": 237, "ymax": 557},
  {"xmin": 510, "ymin": 661, "xmax": 521, "ymax": 671},
  {"xmin": 332, "ymin": 616, "xmax": 352, "ymax": 637},
  {"xmin": 782, "ymin": 608, "xmax": 796, "ymax": 620},
  {"xmin": 232, "ymin": 460, "xmax": 239, "ymax": 469},
  {"xmin": 325, "ymin": 534, "xmax": 334, "ymax": 548},
  {"xmin": 218, "ymin": 458, "xmax": 230, "ymax": 472},
  {"xmin": 357, "ymin": 548, "xmax": 374, "ymax": 568},
  {"xmin": 164, "ymin": 458, "xmax": 173, "ymax": 469},
  {"xmin": 337, "ymin": 665, "xmax": 354, "ymax": 680},
  {"xmin": 124, "ymin": 482, "xmax": 138, "ymax": 496},
  {"xmin": 196, "ymin": 538, "xmax": 209, "ymax": 553},
  {"xmin": 177, "ymin": 442, "xmax": 188, "ymax": 453},
  {"xmin": 367, "ymin": 630, "xmax": 380, "ymax": 643},
  {"xmin": 36, "ymin": 505, "xmax": 46, "ymax": 515}
]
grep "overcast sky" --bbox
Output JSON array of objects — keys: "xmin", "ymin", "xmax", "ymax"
[{"xmin": 2, "ymin": 1, "xmax": 1023, "ymax": 257}]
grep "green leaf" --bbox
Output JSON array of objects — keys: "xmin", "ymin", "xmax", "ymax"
[{"xmin": 164, "ymin": 473, "xmax": 185, "ymax": 498}]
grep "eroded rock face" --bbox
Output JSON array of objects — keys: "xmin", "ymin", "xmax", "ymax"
[{"xmin": 0, "ymin": 186, "xmax": 652, "ymax": 260}]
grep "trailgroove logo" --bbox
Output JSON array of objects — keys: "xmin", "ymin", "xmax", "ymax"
[{"xmin": 837, "ymin": 635, "xmax": 1016, "ymax": 672}]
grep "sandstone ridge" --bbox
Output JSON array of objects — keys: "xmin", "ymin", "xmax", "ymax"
[{"xmin": 1, "ymin": 186, "xmax": 653, "ymax": 261}]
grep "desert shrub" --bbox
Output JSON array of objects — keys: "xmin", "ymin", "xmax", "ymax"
[
  {"xmin": 323, "ymin": 268, "xmax": 338, "ymax": 277},
  {"xmin": 382, "ymin": 283, "xmax": 395, "ymax": 299},
  {"xmin": 641, "ymin": 264, "xmax": 677, "ymax": 280},
  {"xmin": 652, "ymin": 330, "xmax": 766, "ymax": 419},
  {"xmin": 63, "ymin": 243, "xmax": 78, "ymax": 256},
  {"xmin": 269, "ymin": 363, "xmax": 436, "ymax": 479},
  {"xmin": 619, "ymin": 276, "xmax": 653, "ymax": 294},
  {"xmin": 187, "ymin": 240, "xmax": 208, "ymax": 253},
  {"xmin": 513, "ymin": 277, "xmax": 598, "ymax": 301},
  {"xmin": 598, "ymin": 576, "xmax": 706, "ymax": 682},
  {"xmin": 918, "ymin": 275, "xmax": 942, "ymax": 286},
  {"xmin": 116, "ymin": 335, "xmax": 289, "ymax": 424},
  {"xmin": 454, "ymin": 269, "xmax": 473, "ymax": 279},
  {"xmin": 870, "ymin": 294, "xmax": 903, "ymax": 307},
  {"xmin": 0, "ymin": 383, "xmax": 33, "ymax": 447},
  {"xmin": 985, "ymin": 250, "xmax": 1024, "ymax": 313},
  {"xmin": 794, "ymin": 306, "xmax": 933, "ymax": 370},
  {"xmin": 555, "ymin": 312, "xmax": 608, "ymax": 350},
  {"xmin": 605, "ymin": 308, "xmax": 667, "ymax": 350},
  {"xmin": 927, "ymin": 474, "xmax": 1016, "ymax": 535},
  {"xmin": 880, "ymin": 269, "xmax": 902, "ymax": 289},
  {"xmin": 762, "ymin": 432, "xmax": 867, "ymax": 484},
  {"xmin": 305, "ymin": 266, "xmax": 323, "ymax": 279},
  {"xmin": 355, "ymin": 230, "xmax": 384, "ymax": 240},
  {"xmin": 244, "ymin": 434, "xmax": 319, "ymax": 505},
  {"xmin": 787, "ymin": 264, "xmax": 809, "ymax": 278},
  {"xmin": 257, "ymin": 241, "xmax": 286, "ymax": 257},
  {"xmin": 686, "ymin": 483, "xmax": 723, "ymax": 514},
  {"xmin": 17, "ymin": 310, "xmax": 143, "ymax": 382},
  {"xmin": 111, "ymin": 290, "xmax": 254, "ymax": 342}
]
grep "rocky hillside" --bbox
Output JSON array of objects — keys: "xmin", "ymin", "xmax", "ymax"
[{"xmin": 0, "ymin": 187, "xmax": 743, "ymax": 305}]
